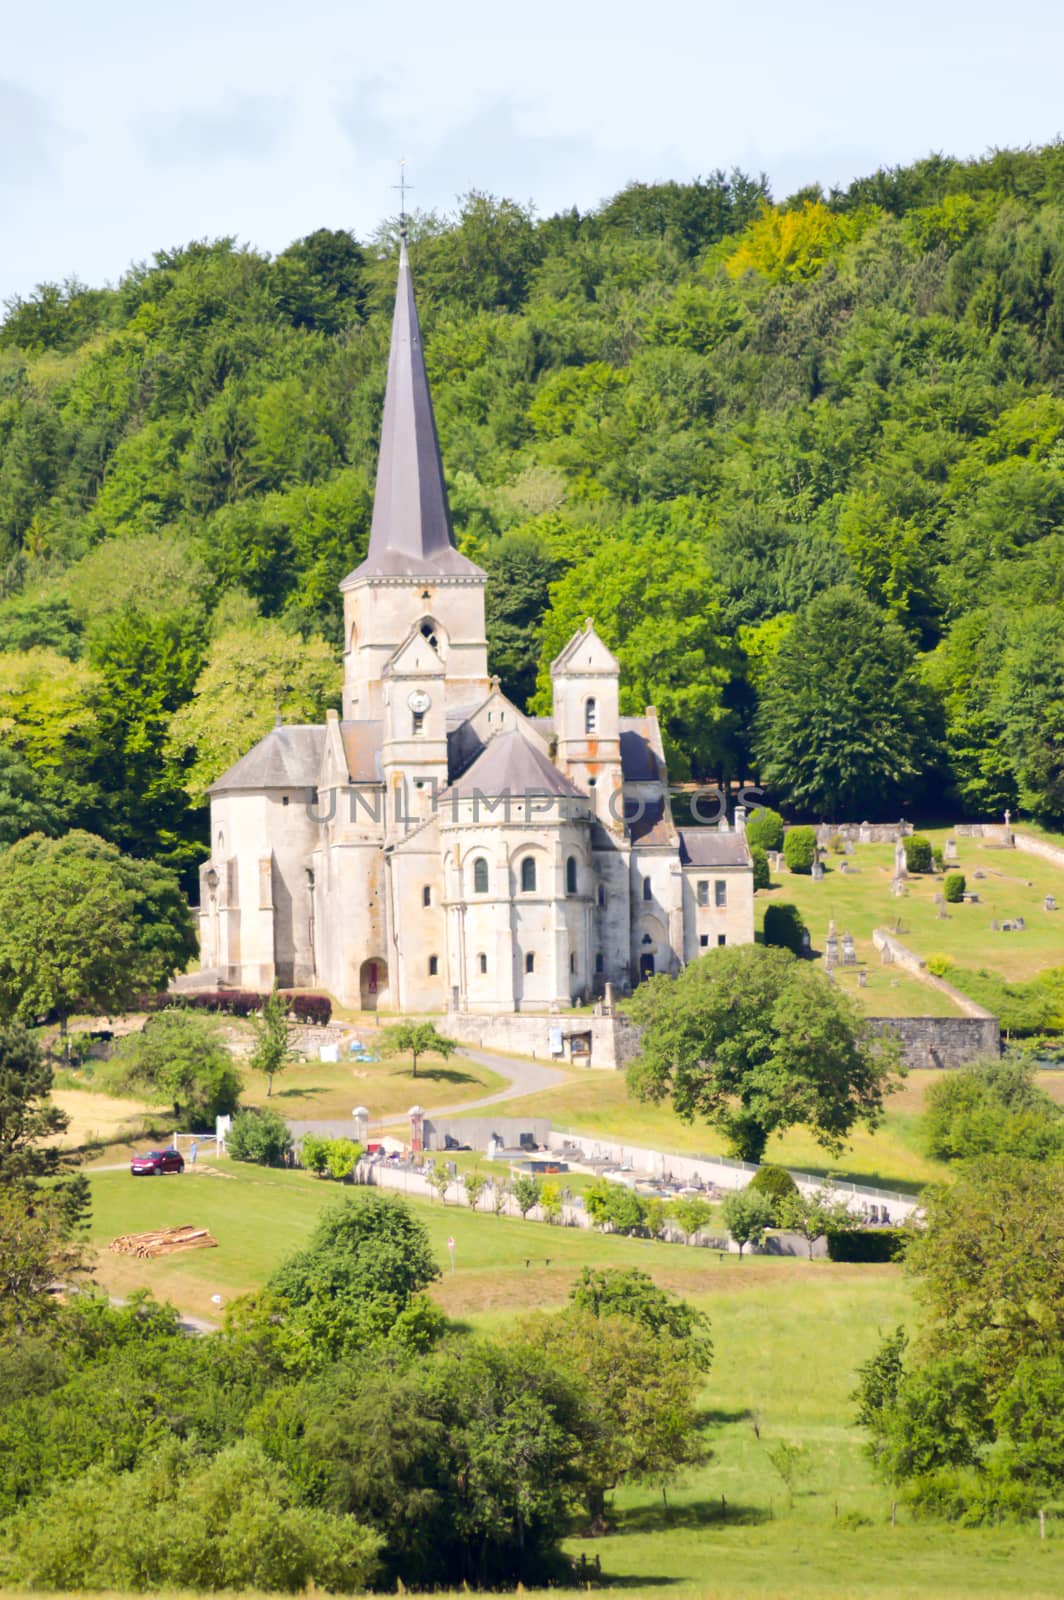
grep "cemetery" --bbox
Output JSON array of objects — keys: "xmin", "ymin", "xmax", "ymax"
[{"xmin": 756, "ymin": 823, "xmax": 1064, "ymax": 1021}]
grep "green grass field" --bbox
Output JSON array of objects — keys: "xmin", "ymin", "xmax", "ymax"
[
  {"xmin": 83, "ymin": 1162, "xmax": 1064, "ymax": 1598},
  {"xmin": 759, "ymin": 829, "xmax": 1064, "ymax": 1005}
]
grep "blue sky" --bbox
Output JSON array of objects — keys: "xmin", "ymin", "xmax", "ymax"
[{"xmin": 2, "ymin": 0, "xmax": 1062, "ymax": 304}]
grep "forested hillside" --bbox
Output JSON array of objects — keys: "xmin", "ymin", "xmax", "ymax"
[{"xmin": 2, "ymin": 145, "xmax": 1064, "ymax": 882}]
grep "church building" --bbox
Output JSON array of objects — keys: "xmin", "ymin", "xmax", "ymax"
[{"xmin": 197, "ymin": 239, "xmax": 753, "ymax": 1015}]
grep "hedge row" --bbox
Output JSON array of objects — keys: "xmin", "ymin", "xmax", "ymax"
[
  {"xmin": 826, "ymin": 1228, "xmax": 908, "ymax": 1262},
  {"xmin": 143, "ymin": 990, "xmax": 333, "ymax": 1024}
]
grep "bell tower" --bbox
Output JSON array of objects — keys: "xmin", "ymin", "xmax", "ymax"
[{"xmin": 340, "ymin": 235, "xmax": 490, "ymax": 720}]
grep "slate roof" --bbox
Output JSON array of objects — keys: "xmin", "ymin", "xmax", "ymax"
[
  {"xmin": 678, "ymin": 829, "xmax": 752, "ymax": 867},
  {"xmin": 208, "ymin": 725, "xmax": 325, "ymax": 794},
  {"xmin": 445, "ymin": 730, "xmax": 584, "ymax": 799},
  {"xmin": 342, "ymin": 241, "xmax": 484, "ymax": 585}
]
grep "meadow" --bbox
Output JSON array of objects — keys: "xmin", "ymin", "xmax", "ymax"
[{"xmin": 83, "ymin": 1163, "xmax": 1064, "ymax": 1598}]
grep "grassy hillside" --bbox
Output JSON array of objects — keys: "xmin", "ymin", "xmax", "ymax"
[{"xmin": 83, "ymin": 1163, "xmax": 1064, "ymax": 1597}]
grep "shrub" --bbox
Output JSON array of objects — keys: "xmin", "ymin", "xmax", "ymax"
[
  {"xmin": 904, "ymin": 834, "xmax": 933, "ymax": 874},
  {"xmin": 828, "ymin": 833, "xmax": 846, "ymax": 854},
  {"xmin": 750, "ymin": 844, "xmax": 770, "ymax": 890},
  {"xmin": 762, "ymin": 902, "xmax": 807, "ymax": 956},
  {"xmin": 933, "ymin": 846, "xmax": 945, "ymax": 871},
  {"xmin": 745, "ymin": 806, "xmax": 784, "ymax": 853},
  {"xmin": 826, "ymin": 1227, "xmax": 908, "ymax": 1262},
  {"xmin": 288, "ymin": 993, "xmax": 332, "ymax": 1026},
  {"xmin": 748, "ymin": 1163, "xmax": 799, "ymax": 1222},
  {"xmin": 180, "ymin": 989, "xmax": 266, "ymax": 1018},
  {"xmin": 783, "ymin": 826, "xmax": 817, "ymax": 874},
  {"xmin": 226, "ymin": 1107, "xmax": 292, "ymax": 1167},
  {"xmin": 325, "ymin": 1138, "xmax": 362, "ymax": 1181},
  {"xmin": 926, "ymin": 953, "xmax": 955, "ymax": 978},
  {"xmin": 944, "ymin": 872, "xmax": 966, "ymax": 904},
  {"xmin": 300, "ymin": 1132, "xmax": 329, "ymax": 1175}
]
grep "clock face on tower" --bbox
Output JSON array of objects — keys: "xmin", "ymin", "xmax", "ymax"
[{"xmin": 408, "ymin": 689, "xmax": 432, "ymax": 715}]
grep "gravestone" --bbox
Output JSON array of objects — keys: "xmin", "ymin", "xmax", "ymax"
[
  {"xmin": 845, "ymin": 840, "xmax": 855, "ymax": 855},
  {"xmin": 1015, "ymin": 915, "xmax": 1026, "ymax": 931},
  {"xmin": 890, "ymin": 876, "xmax": 906, "ymax": 897},
  {"xmin": 824, "ymin": 932, "xmax": 840, "ymax": 970},
  {"xmin": 800, "ymin": 929, "xmax": 812, "ymax": 957},
  {"xmin": 812, "ymin": 860, "xmax": 825, "ymax": 881},
  {"xmin": 934, "ymin": 892, "xmax": 947, "ymax": 919},
  {"xmin": 839, "ymin": 860, "xmax": 849, "ymax": 875},
  {"xmin": 991, "ymin": 919, "xmax": 1000, "ymax": 931},
  {"xmin": 841, "ymin": 931, "xmax": 857, "ymax": 964},
  {"xmin": 857, "ymin": 969, "xmax": 868, "ymax": 987},
  {"xmin": 893, "ymin": 840, "xmax": 908, "ymax": 879},
  {"xmin": 973, "ymin": 869, "xmax": 986, "ymax": 879},
  {"xmin": 1046, "ymin": 895, "xmax": 1057, "ymax": 912},
  {"xmin": 944, "ymin": 837, "xmax": 959, "ymax": 863}
]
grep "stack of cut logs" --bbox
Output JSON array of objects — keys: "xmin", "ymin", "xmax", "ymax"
[{"xmin": 109, "ymin": 1225, "xmax": 218, "ymax": 1258}]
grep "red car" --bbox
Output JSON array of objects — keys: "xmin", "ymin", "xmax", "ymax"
[{"xmin": 130, "ymin": 1148, "xmax": 185, "ymax": 1176}]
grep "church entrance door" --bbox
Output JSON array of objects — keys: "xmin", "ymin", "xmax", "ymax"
[
  {"xmin": 638, "ymin": 954, "xmax": 656, "ymax": 981},
  {"xmin": 360, "ymin": 958, "xmax": 387, "ymax": 1011}
]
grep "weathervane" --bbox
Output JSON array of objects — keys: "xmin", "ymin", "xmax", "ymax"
[{"xmin": 394, "ymin": 157, "xmax": 413, "ymax": 240}]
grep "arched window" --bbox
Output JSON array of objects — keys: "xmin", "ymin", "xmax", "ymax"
[
  {"xmin": 642, "ymin": 876, "xmax": 652, "ymax": 902},
  {"xmin": 595, "ymin": 952, "xmax": 604, "ymax": 973},
  {"xmin": 566, "ymin": 856, "xmax": 577, "ymax": 895},
  {"xmin": 422, "ymin": 885, "xmax": 432, "ymax": 907},
  {"xmin": 412, "ymin": 710, "xmax": 425, "ymax": 736},
  {"xmin": 428, "ymin": 955, "xmax": 438, "ymax": 976},
  {"xmin": 520, "ymin": 856, "xmax": 537, "ymax": 893},
  {"xmin": 525, "ymin": 951, "xmax": 535, "ymax": 974},
  {"xmin": 597, "ymin": 884, "xmax": 606, "ymax": 908},
  {"xmin": 585, "ymin": 697, "xmax": 597, "ymax": 734},
  {"xmin": 478, "ymin": 952, "xmax": 487, "ymax": 975},
  {"xmin": 473, "ymin": 857, "xmax": 489, "ymax": 894}
]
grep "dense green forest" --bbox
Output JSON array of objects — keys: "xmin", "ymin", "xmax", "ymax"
[{"xmin": 2, "ymin": 145, "xmax": 1064, "ymax": 883}]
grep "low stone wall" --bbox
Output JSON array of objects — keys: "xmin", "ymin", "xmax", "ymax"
[
  {"xmin": 423, "ymin": 1115, "xmax": 553, "ymax": 1150},
  {"xmin": 867, "ymin": 1015, "xmax": 1001, "ymax": 1070},
  {"xmin": 546, "ymin": 1129, "xmax": 917, "ymax": 1220},
  {"xmin": 1013, "ymin": 830, "xmax": 1064, "ymax": 873},
  {"xmin": 287, "ymin": 1119, "xmax": 366, "ymax": 1143},
  {"xmin": 446, "ymin": 1010, "xmax": 641, "ymax": 1070},
  {"xmin": 871, "ymin": 928, "xmax": 996, "ymax": 1021},
  {"xmin": 810, "ymin": 821, "xmax": 912, "ymax": 845}
]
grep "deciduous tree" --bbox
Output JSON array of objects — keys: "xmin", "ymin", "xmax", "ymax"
[{"xmin": 628, "ymin": 944, "xmax": 898, "ymax": 1162}]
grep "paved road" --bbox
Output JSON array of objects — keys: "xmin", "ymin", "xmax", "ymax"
[{"xmin": 374, "ymin": 1045, "xmax": 568, "ymax": 1127}]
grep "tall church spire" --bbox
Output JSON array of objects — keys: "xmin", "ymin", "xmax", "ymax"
[{"xmin": 346, "ymin": 238, "xmax": 481, "ymax": 581}]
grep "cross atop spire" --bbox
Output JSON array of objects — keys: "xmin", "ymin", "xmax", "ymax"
[
  {"xmin": 342, "ymin": 231, "xmax": 483, "ymax": 585},
  {"xmin": 393, "ymin": 156, "xmax": 412, "ymax": 238}
]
